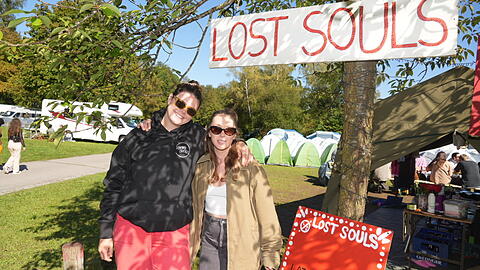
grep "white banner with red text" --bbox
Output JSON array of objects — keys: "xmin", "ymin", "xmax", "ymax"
[{"xmin": 209, "ymin": 0, "xmax": 458, "ymax": 68}]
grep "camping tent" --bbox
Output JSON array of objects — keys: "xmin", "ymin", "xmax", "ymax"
[
  {"xmin": 307, "ymin": 131, "xmax": 341, "ymax": 141},
  {"xmin": 310, "ymin": 138, "xmax": 337, "ymax": 158},
  {"xmin": 287, "ymin": 137, "xmax": 307, "ymax": 157},
  {"xmin": 266, "ymin": 128, "xmax": 288, "ymax": 140},
  {"xmin": 246, "ymin": 138, "xmax": 266, "ymax": 164},
  {"xmin": 371, "ymin": 66, "xmax": 480, "ymax": 169},
  {"xmin": 267, "ymin": 140, "xmax": 293, "ymax": 166},
  {"xmin": 294, "ymin": 141, "xmax": 321, "ymax": 167},
  {"xmin": 261, "ymin": 134, "xmax": 281, "ymax": 157},
  {"xmin": 320, "ymin": 143, "xmax": 338, "ymax": 164}
]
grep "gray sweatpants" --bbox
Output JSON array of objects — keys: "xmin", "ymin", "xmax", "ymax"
[{"xmin": 199, "ymin": 214, "xmax": 228, "ymax": 270}]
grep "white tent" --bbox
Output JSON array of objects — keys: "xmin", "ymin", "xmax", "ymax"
[
  {"xmin": 287, "ymin": 137, "xmax": 307, "ymax": 157},
  {"xmin": 421, "ymin": 144, "xmax": 480, "ymax": 163},
  {"xmin": 266, "ymin": 128, "xmax": 288, "ymax": 140},
  {"xmin": 261, "ymin": 135, "xmax": 281, "ymax": 157},
  {"xmin": 306, "ymin": 131, "xmax": 341, "ymax": 141},
  {"xmin": 309, "ymin": 138, "xmax": 337, "ymax": 157}
]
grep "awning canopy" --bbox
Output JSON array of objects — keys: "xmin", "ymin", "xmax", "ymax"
[{"xmin": 371, "ymin": 66, "xmax": 477, "ymax": 169}]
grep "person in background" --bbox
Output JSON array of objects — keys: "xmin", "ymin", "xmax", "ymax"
[
  {"xmin": 427, "ymin": 151, "xmax": 453, "ymax": 185},
  {"xmin": 3, "ymin": 118, "xmax": 26, "ymax": 174},
  {"xmin": 0, "ymin": 118, "xmax": 4, "ymax": 155},
  {"xmin": 415, "ymin": 152, "xmax": 429, "ymax": 180},
  {"xmin": 449, "ymin": 152, "xmax": 460, "ymax": 166},
  {"xmin": 454, "ymin": 154, "xmax": 480, "ymax": 188},
  {"xmin": 190, "ymin": 109, "xmax": 282, "ymax": 270}
]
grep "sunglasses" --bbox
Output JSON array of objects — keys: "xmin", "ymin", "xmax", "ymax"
[
  {"xmin": 209, "ymin": 126, "xmax": 237, "ymax": 136},
  {"xmin": 174, "ymin": 97, "xmax": 197, "ymax": 117}
]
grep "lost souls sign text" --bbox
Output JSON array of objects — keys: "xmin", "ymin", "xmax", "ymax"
[
  {"xmin": 280, "ymin": 206, "xmax": 394, "ymax": 270},
  {"xmin": 209, "ymin": 0, "xmax": 458, "ymax": 68}
]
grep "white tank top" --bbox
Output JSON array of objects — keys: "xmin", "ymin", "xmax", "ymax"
[{"xmin": 205, "ymin": 184, "xmax": 227, "ymax": 216}]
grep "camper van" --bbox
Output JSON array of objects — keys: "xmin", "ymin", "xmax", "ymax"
[
  {"xmin": 0, "ymin": 106, "xmax": 41, "ymax": 128},
  {"xmin": 40, "ymin": 99, "xmax": 143, "ymax": 143}
]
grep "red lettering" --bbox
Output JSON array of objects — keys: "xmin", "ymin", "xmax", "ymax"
[
  {"xmin": 417, "ymin": 0, "xmax": 448, "ymax": 46},
  {"xmin": 228, "ymin": 22, "xmax": 247, "ymax": 60},
  {"xmin": 302, "ymin": 11, "xmax": 327, "ymax": 56},
  {"xmin": 266, "ymin": 16, "xmax": 289, "ymax": 56},
  {"xmin": 212, "ymin": 28, "xmax": 227, "ymax": 61},
  {"xmin": 328, "ymin": 8, "xmax": 356, "ymax": 51},
  {"xmin": 392, "ymin": 2, "xmax": 417, "ymax": 48},
  {"xmin": 359, "ymin": 3, "xmax": 388, "ymax": 53},
  {"xmin": 248, "ymin": 18, "xmax": 268, "ymax": 57}
]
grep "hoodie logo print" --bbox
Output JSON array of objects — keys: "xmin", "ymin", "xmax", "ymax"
[{"xmin": 176, "ymin": 142, "xmax": 191, "ymax": 158}]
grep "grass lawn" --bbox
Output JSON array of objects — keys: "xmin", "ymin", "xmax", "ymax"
[
  {"xmin": 0, "ymin": 127, "xmax": 116, "ymax": 163},
  {"xmin": 0, "ymin": 165, "xmax": 323, "ymax": 270}
]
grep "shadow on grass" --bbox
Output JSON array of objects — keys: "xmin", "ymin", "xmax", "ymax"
[{"xmin": 22, "ymin": 181, "xmax": 115, "ymax": 270}]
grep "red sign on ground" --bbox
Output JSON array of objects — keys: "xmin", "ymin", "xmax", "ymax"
[{"xmin": 281, "ymin": 206, "xmax": 393, "ymax": 270}]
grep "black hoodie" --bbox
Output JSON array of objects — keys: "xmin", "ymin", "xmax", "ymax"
[{"xmin": 99, "ymin": 109, "xmax": 205, "ymax": 238}]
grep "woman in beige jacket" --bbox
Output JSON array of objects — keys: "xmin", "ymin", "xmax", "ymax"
[{"xmin": 190, "ymin": 109, "xmax": 282, "ymax": 270}]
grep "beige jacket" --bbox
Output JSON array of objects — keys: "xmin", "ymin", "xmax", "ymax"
[{"xmin": 190, "ymin": 154, "xmax": 282, "ymax": 270}]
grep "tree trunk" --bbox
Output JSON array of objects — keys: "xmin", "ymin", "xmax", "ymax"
[{"xmin": 323, "ymin": 60, "xmax": 377, "ymax": 221}]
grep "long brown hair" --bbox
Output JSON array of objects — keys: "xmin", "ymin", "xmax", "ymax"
[
  {"xmin": 8, "ymin": 118, "xmax": 22, "ymax": 137},
  {"xmin": 206, "ymin": 109, "xmax": 240, "ymax": 183}
]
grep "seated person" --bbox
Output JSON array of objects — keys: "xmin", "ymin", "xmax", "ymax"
[
  {"xmin": 454, "ymin": 154, "xmax": 480, "ymax": 188},
  {"xmin": 427, "ymin": 151, "xmax": 453, "ymax": 185}
]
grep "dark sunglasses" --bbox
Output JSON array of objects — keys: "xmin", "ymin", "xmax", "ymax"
[
  {"xmin": 174, "ymin": 97, "xmax": 197, "ymax": 117},
  {"xmin": 209, "ymin": 126, "xmax": 237, "ymax": 136}
]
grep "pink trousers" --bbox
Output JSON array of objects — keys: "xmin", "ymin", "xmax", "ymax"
[{"xmin": 113, "ymin": 214, "xmax": 190, "ymax": 270}]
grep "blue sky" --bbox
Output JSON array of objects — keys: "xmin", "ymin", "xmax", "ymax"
[{"xmin": 18, "ymin": 0, "xmax": 478, "ymax": 99}]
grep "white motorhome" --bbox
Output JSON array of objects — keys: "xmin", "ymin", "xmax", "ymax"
[
  {"xmin": 40, "ymin": 99, "xmax": 143, "ymax": 143},
  {"xmin": 0, "ymin": 106, "xmax": 41, "ymax": 127}
]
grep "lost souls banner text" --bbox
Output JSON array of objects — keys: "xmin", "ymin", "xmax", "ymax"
[{"xmin": 209, "ymin": 0, "xmax": 458, "ymax": 68}]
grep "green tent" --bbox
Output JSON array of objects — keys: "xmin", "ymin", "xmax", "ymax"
[
  {"xmin": 320, "ymin": 143, "xmax": 338, "ymax": 164},
  {"xmin": 267, "ymin": 140, "xmax": 293, "ymax": 166},
  {"xmin": 293, "ymin": 142, "xmax": 321, "ymax": 167},
  {"xmin": 246, "ymin": 138, "xmax": 266, "ymax": 164}
]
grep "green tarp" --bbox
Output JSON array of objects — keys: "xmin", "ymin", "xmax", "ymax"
[
  {"xmin": 267, "ymin": 140, "xmax": 293, "ymax": 166},
  {"xmin": 246, "ymin": 138, "xmax": 266, "ymax": 164},
  {"xmin": 294, "ymin": 142, "xmax": 321, "ymax": 167},
  {"xmin": 371, "ymin": 66, "xmax": 479, "ymax": 169}
]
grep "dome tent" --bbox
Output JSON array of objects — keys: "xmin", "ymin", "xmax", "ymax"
[
  {"xmin": 320, "ymin": 143, "xmax": 338, "ymax": 164},
  {"xmin": 307, "ymin": 131, "xmax": 341, "ymax": 141},
  {"xmin": 261, "ymin": 134, "xmax": 281, "ymax": 157},
  {"xmin": 246, "ymin": 138, "xmax": 266, "ymax": 164},
  {"xmin": 294, "ymin": 142, "xmax": 321, "ymax": 167},
  {"xmin": 267, "ymin": 140, "xmax": 293, "ymax": 166},
  {"xmin": 266, "ymin": 128, "xmax": 288, "ymax": 140},
  {"xmin": 287, "ymin": 137, "xmax": 307, "ymax": 157}
]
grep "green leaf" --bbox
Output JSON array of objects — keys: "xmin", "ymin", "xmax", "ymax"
[
  {"xmin": 79, "ymin": 30, "xmax": 93, "ymax": 41},
  {"xmin": 80, "ymin": 4, "xmax": 94, "ymax": 13},
  {"xmin": 51, "ymin": 26, "xmax": 66, "ymax": 35},
  {"xmin": 39, "ymin": 16, "xmax": 52, "ymax": 27},
  {"xmin": 101, "ymin": 3, "xmax": 121, "ymax": 17},
  {"xmin": 0, "ymin": 31, "xmax": 3, "ymax": 41},
  {"xmin": 101, "ymin": 129, "xmax": 106, "ymax": 141},
  {"xmin": 2, "ymin": 9, "xmax": 29, "ymax": 16},
  {"xmin": 112, "ymin": 40, "xmax": 123, "ymax": 48},
  {"xmin": 7, "ymin": 17, "xmax": 29, "ymax": 28},
  {"xmin": 31, "ymin": 18, "xmax": 43, "ymax": 27}
]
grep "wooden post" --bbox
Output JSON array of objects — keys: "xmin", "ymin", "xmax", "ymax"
[{"xmin": 62, "ymin": 242, "xmax": 84, "ymax": 270}]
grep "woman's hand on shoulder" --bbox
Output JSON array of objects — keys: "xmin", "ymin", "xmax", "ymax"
[
  {"xmin": 236, "ymin": 140, "xmax": 257, "ymax": 167},
  {"xmin": 138, "ymin": 119, "xmax": 152, "ymax": 132}
]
